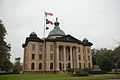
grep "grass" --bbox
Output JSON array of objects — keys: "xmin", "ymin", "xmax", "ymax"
[
  {"xmin": 0, "ymin": 74, "xmax": 120, "ymax": 80},
  {"xmin": 107, "ymin": 72, "xmax": 120, "ymax": 74}
]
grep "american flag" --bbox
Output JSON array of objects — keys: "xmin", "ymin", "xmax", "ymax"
[{"xmin": 45, "ymin": 12, "xmax": 53, "ymax": 17}]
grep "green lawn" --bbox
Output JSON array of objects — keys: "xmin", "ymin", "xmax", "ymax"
[
  {"xmin": 107, "ymin": 72, "xmax": 120, "ymax": 74},
  {"xmin": 0, "ymin": 74, "xmax": 120, "ymax": 80}
]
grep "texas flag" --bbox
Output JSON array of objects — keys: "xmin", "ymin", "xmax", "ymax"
[
  {"xmin": 46, "ymin": 19, "xmax": 53, "ymax": 25},
  {"xmin": 45, "ymin": 12, "xmax": 53, "ymax": 17}
]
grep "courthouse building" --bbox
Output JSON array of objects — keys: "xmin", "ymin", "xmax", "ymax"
[{"xmin": 22, "ymin": 20, "xmax": 93, "ymax": 74}]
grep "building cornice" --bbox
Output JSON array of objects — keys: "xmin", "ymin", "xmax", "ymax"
[{"xmin": 22, "ymin": 34, "xmax": 93, "ymax": 48}]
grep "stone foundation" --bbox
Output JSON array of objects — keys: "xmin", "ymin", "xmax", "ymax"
[{"xmin": 23, "ymin": 71, "xmax": 61, "ymax": 74}]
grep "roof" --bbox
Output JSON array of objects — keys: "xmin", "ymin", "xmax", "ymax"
[
  {"xmin": 22, "ymin": 34, "xmax": 93, "ymax": 48},
  {"xmin": 48, "ymin": 28, "xmax": 65, "ymax": 37},
  {"xmin": 48, "ymin": 18, "xmax": 65, "ymax": 37},
  {"xmin": 29, "ymin": 31, "xmax": 37, "ymax": 37}
]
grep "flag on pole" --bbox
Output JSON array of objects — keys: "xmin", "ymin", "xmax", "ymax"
[
  {"xmin": 46, "ymin": 19, "xmax": 53, "ymax": 25},
  {"xmin": 45, "ymin": 12, "xmax": 53, "ymax": 17}
]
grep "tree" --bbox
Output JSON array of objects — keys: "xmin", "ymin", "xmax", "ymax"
[
  {"xmin": 2, "ymin": 59, "xmax": 13, "ymax": 72},
  {"xmin": 0, "ymin": 19, "xmax": 12, "ymax": 72},
  {"xmin": 91, "ymin": 48, "xmax": 100, "ymax": 65},
  {"xmin": 13, "ymin": 57, "xmax": 21, "ymax": 73},
  {"xmin": 91, "ymin": 48, "xmax": 113, "ymax": 71},
  {"xmin": 111, "ymin": 46, "xmax": 120, "ymax": 74},
  {"xmin": 97, "ymin": 55, "xmax": 112, "ymax": 71}
]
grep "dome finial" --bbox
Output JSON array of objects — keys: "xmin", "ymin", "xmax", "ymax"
[
  {"xmin": 30, "ymin": 31, "xmax": 37, "ymax": 37},
  {"xmin": 54, "ymin": 17, "xmax": 59, "ymax": 26},
  {"xmin": 56, "ymin": 17, "xmax": 58, "ymax": 22},
  {"xmin": 83, "ymin": 37, "xmax": 88, "ymax": 42}
]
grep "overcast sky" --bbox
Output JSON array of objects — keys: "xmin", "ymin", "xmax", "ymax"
[{"xmin": 0, "ymin": 0, "xmax": 120, "ymax": 62}]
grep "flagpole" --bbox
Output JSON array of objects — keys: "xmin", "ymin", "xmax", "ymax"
[
  {"xmin": 43, "ymin": 11, "xmax": 46, "ymax": 74},
  {"xmin": 42, "ymin": 11, "xmax": 53, "ymax": 74}
]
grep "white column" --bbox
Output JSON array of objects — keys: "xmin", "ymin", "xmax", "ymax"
[
  {"xmin": 56, "ymin": 45, "xmax": 59, "ymax": 71},
  {"xmin": 76, "ymin": 47, "xmax": 79, "ymax": 68},
  {"xmin": 70, "ymin": 46, "xmax": 73, "ymax": 68},
  {"xmin": 63, "ymin": 46, "xmax": 66, "ymax": 70}
]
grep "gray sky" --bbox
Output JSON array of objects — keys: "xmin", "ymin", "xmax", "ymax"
[{"xmin": 0, "ymin": 0, "xmax": 120, "ymax": 62}]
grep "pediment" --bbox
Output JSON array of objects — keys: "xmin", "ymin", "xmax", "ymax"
[{"xmin": 57, "ymin": 34, "xmax": 81, "ymax": 43}]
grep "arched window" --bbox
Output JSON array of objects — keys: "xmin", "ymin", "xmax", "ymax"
[
  {"xmin": 68, "ymin": 63, "xmax": 71, "ymax": 68},
  {"xmin": 84, "ymin": 63, "xmax": 85, "ymax": 68},
  {"xmin": 50, "ymin": 63, "xmax": 53, "ymax": 70},
  {"xmin": 31, "ymin": 63, "xmax": 34, "ymax": 70},
  {"xmin": 79, "ymin": 63, "xmax": 81, "ymax": 68},
  {"xmin": 39, "ymin": 63, "xmax": 42, "ymax": 70},
  {"xmin": 59, "ymin": 63, "xmax": 62, "ymax": 70},
  {"xmin": 88, "ymin": 63, "xmax": 91, "ymax": 68}
]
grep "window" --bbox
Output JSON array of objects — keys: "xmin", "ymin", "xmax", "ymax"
[
  {"xmin": 50, "ymin": 54, "xmax": 54, "ymax": 60},
  {"xmin": 32, "ymin": 45, "xmax": 35, "ymax": 51},
  {"xmin": 39, "ymin": 45, "xmax": 43, "ymax": 52},
  {"xmin": 50, "ymin": 63, "xmax": 53, "ymax": 70},
  {"xmin": 84, "ymin": 63, "xmax": 85, "ymax": 68},
  {"xmin": 83, "ymin": 56, "xmax": 85, "ymax": 60},
  {"xmin": 68, "ymin": 63, "xmax": 71, "ymax": 68},
  {"xmin": 78, "ymin": 47, "xmax": 80, "ymax": 53},
  {"xmin": 78, "ymin": 55, "xmax": 81, "ymax": 60},
  {"xmin": 50, "ymin": 45, "xmax": 54, "ymax": 51},
  {"xmin": 68, "ymin": 55, "xmax": 70, "ymax": 61},
  {"xmin": 88, "ymin": 63, "xmax": 91, "ymax": 68},
  {"xmin": 39, "ymin": 54, "xmax": 42, "ymax": 60},
  {"xmin": 59, "ymin": 63, "xmax": 62, "ymax": 70},
  {"xmin": 88, "ymin": 56, "xmax": 90, "ymax": 61},
  {"xmin": 39, "ymin": 63, "xmax": 42, "ymax": 70},
  {"xmin": 79, "ymin": 63, "xmax": 81, "ymax": 68},
  {"xmin": 32, "ymin": 54, "xmax": 35, "ymax": 60},
  {"xmin": 87, "ymin": 49, "xmax": 90, "ymax": 53},
  {"xmin": 83, "ymin": 49, "xmax": 85, "ymax": 53},
  {"xmin": 31, "ymin": 63, "xmax": 34, "ymax": 70}
]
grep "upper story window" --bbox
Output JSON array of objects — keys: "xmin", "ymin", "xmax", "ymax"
[
  {"xmin": 78, "ymin": 47, "xmax": 80, "ymax": 53},
  {"xmin": 50, "ymin": 45, "xmax": 54, "ymax": 51},
  {"xmin": 83, "ymin": 56, "xmax": 85, "ymax": 60},
  {"xmin": 87, "ymin": 49, "xmax": 90, "ymax": 53},
  {"xmin": 88, "ymin": 56, "xmax": 90, "ymax": 61},
  {"xmin": 83, "ymin": 49, "xmax": 85, "ymax": 54},
  {"xmin": 78, "ymin": 55, "xmax": 81, "ymax": 60},
  {"xmin": 50, "ymin": 54, "xmax": 54, "ymax": 60},
  {"xmin": 32, "ymin": 45, "xmax": 35, "ymax": 51},
  {"xmin": 39, "ymin": 45, "xmax": 43, "ymax": 52},
  {"xmin": 39, "ymin": 54, "xmax": 42, "ymax": 60},
  {"xmin": 32, "ymin": 54, "xmax": 35, "ymax": 60}
]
